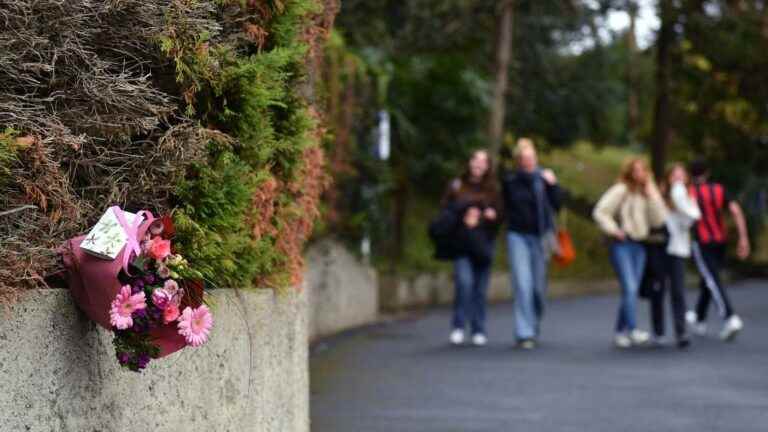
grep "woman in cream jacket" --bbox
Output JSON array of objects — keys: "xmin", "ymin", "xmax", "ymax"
[{"xmin": 593, "ymin": 158, "xmax": 667, "ymax": 348}]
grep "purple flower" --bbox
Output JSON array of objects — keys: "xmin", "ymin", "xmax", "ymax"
[
  {"xmin": 117, "ymin": 352, "xmax": 131, "ymax": 365},
  {"xmin": 131, "ymin": 279, "xmax": 144, "ymax": 294},
  {"xmin": 152, "ymin": 288, "xmax": 172, "ymax": 310},
  {"xmin": 143, "ymin": 274, "xmax": 156, "ymax": 285},
  {"xmin": 130, "ymin": 309, "xmax": 150, "ymax": 332},
  {"xmin": 137, "ymin": 353, "xmax": 150, "ymax": 369},
  {"xmin": 151, "ymin": 308, "xmax": 163, "ymax": 323}
]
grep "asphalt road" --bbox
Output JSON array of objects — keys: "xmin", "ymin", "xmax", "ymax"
[{"xmin": 310, "ymin": 280, "xmax": 768, "ymax": 432}]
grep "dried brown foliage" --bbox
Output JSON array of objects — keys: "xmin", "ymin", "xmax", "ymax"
[
  {"xmin": 1, "ymin": 0, "xmax": 337, "ymax": 303},
  {"xmin": 0, "ymin": 0, "xmax": 218, "ymax": 302},
  {"xmin": 250, "ymin": 176, "xmax": 279, "ymax": 241},
  {"xmin": 303, "ymin": 0, "xmax": 339, "ymax": 63},
  {"xmin": 272, "ymin": 143, "xmax": 329, "ymax": 287}
]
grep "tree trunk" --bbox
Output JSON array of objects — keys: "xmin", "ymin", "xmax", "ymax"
[
  {"xmin": 651, "ymin": 0, "xmax": 674, "ymax": 178},
  {"xmin": 487, "ymin": 0, "xmax": 515, "ymax": 161},
  {"xmin": 626, "ymin": 0, "xmax": 640, "ymax": 146},
  {"xmin": 760, "ymin": 0, "xmax": 768, "ymax": 40}
]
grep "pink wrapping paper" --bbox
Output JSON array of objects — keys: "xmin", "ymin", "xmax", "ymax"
[{"xmin": 61, "ymin": 215, "xmax": 187, "ymax": 358}]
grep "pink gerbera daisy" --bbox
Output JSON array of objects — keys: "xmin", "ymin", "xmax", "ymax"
[
  {"xmin": 109, "ymin": 285, "xmax": 147, "ymax": 330},
  {"xmin": 177, "ymin": 305, "xmax": 213, "ymax": 347}
]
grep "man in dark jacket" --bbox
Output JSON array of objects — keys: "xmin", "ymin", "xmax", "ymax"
[{"xmin": 501, "ymin": 138, "xmax": 563, "ymax": 349}]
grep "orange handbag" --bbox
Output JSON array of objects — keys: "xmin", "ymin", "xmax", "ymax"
[{"xmin": 554, "ymin": 211, "xmax": 576, "ymax": 267}]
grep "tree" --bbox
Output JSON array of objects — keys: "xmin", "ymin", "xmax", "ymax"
[
  {"xmin": 488, "ymin": 0, "xmax": 515, "ymax": 160},
  {"xmin": 650, "ymin": 0, "xmax": 676, "ymax": 178},
  {"xmin": 626, "ymin": 0, "xmax": 640, "ymax": 145},
  {"xmin": 668, "ymin": 0, "xmax": 768, "ymax": 184}
]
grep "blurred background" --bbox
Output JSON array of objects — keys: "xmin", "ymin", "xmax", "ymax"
[{"xmin": 317, "ymin": 0, "xmax": 768, "ymax": 281}]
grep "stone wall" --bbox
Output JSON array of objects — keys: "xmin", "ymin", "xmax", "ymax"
[
  {"xmin": 304, "ymin": 239, "xmax": 379, "ymax": 340},
  {"xmin": 0, "ymin": 239, "xmax": 622, "ymax": 432},
  {"xmin": 0, "ymin": 238, "xmax": 382, "ymax": 432},
  {"xmin": 0, "ymin": 289, "xmax": 308, "ymax": 432}
]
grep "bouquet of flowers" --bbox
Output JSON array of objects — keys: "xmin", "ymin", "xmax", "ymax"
[{"xmin": 62, "ymin": 207, "xmax": 213, "ymax": 372}]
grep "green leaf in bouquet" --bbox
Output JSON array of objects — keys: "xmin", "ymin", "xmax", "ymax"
[{"xmin": 131, "ymin": 255, "xmax": 149, "ymax": 272}]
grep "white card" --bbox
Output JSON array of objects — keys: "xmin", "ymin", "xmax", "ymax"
[{"xmin": 80, "ymin": 208, "xmax": 141, "ymax": 260}]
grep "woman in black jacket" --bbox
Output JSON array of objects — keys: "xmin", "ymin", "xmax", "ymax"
[
  {"xmin": 441, "ymin": 149, "xmax": 501, "ymax": 346},
  {"xmin": 501, "ymin": 138, "xmax": 563, "ymax": 349}
]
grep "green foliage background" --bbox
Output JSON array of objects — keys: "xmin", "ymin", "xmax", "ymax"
[
  {"xmin": 165, "ymin": 0, "xmax": 325, "ymax": 289},
  {"xmin": 329, "ymin": 0, "xmax": 768, "ymax": 276}
]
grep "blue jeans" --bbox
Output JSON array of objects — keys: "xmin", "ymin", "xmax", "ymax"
[
  {"xmin": 507, "ymin": 231, "xmax": 547, "ymax": 341},
  {"xmin": 610, "ymin": 240, "xmax": 647, "ymax": 333},
  {"xmin": 452, "ymin": 256, "xmax": 491, "ymax": 335}
]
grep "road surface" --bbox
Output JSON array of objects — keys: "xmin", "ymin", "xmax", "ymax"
[{"xmin": 311, "ymin": 280, "xmax": 768, "ymax": 432}]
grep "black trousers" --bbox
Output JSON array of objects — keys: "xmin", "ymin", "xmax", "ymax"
[
  {"xmin": 643, "ymin": 244, "xmax": 688, "ymax": 338},
  {"xmin": 691, "ymin": 242, "xmax": 734, "ymax": 320}
]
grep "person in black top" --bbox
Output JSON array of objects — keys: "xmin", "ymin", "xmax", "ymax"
[
  {"xmin": 440, "ymin": 149, "xmax": 502, "ymax": 346},
  {"xmin": 501, "ymin": 138, "xmax": 563, "ymax": 349}
]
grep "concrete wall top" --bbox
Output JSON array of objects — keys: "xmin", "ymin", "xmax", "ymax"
[{"xmin": 0, "ymin": 288, "xmax": 308, "ymax": 432}]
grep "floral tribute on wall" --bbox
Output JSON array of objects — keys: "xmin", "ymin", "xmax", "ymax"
[{"xmin": 61, "ymin": 207, "xmax": 213, "ymax": 372}]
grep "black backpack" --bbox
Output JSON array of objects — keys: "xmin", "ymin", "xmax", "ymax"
[
  {"xmin": 428, "ymin": 203, "xmax": 464, "ymax": 261},
  {"xmin": 428, "ymin": 201, "xmax": 494, "ymax": 265}
]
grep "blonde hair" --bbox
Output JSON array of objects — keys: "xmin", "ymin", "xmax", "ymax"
[
  {"xmin": 619, "ymin": 157, "xmax": 650, "ymax": 192},
  {"xmin": 514, "ymin": 137, "xmax": 536, "ymax": 160}
]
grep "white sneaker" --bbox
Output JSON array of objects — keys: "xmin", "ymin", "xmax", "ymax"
[
  {"xmin": 686, "ymin": 311, "xmax": 707, "ymax": 336},
  {"xmin": 720, "ymin": 315, "xmax": 744, "ymax": 341},
  {"xmin": 629, "ymin": 329, "xmax": 650, "ymax": 345},
  {"xmin": 450, "ymin": 329, "xmax": 465, "ymax": 345},
  {"xmin": 685, "ymin": 310, "xmax": 697, "ymax": 325},
  {"xmin": 650, "ymin": 336, "xmax": 669, "ymax": 347},
  {"xmin": 472, "ymin": 333, "xmax": 488, "ymax": 346},
  {"xmin": 614, "ymin": 333, "xmax": 631, "ymax": 349}
]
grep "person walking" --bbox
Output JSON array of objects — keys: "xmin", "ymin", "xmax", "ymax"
[
  {"xmin": 685, "ymin": 159, "xmax": 750, "ymax": 341},
  {"xmin": 501, "ymin": 138, "xmax": 563, "ymax": 350},
  {"xmin": 643, "ymin": 163, "xmax": 701, "ymax": 348},
  {"xmin": 593, "ymin": 158, "xmax": 667, "ymax": 348},
  {"xmin": 440, "ymin": 149, "xmax": 502, "ymax": 347}
]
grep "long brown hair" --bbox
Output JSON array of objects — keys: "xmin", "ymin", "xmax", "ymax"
[
  {"xmin": 460, "ymin": 149, "xmax": 497, "ymax": 192},
  {"xmin": 618, "ymin": 157, "xmax": 650, "ymax": 193}
]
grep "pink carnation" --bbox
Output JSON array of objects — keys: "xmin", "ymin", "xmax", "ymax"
[
  {"xmin": 177, "ymin": 305, "xmax": 213, "ymax": 347},
  {"xmin": 152, "ymin": 289, "xmax": 171, "ymax": 310},
  {"xmin": 109, "ymin": 285, "xmax": 147, "ymax": 330},
  {"xmin": 157, "ymin": 264, "xmax": 171, "ymax": 279},
  {"xmin": 163, "ymin": 304, "xmax": 180, "ymax": 324},
  {"xmin": 148, "ymin": 238, "xmax": 172, "ymax": 261},
  {"xmin": 163, "ymin": 280, "xmax": 183, "ymax": 306},
  {"xmin": 163, "ymin": 279, "xmax": 179, "ymax": 294}
]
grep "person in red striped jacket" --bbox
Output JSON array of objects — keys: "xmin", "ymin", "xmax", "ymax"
[{"xmin": 685, "ymin": 159, "xmax": 751, "ymax": 341}]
